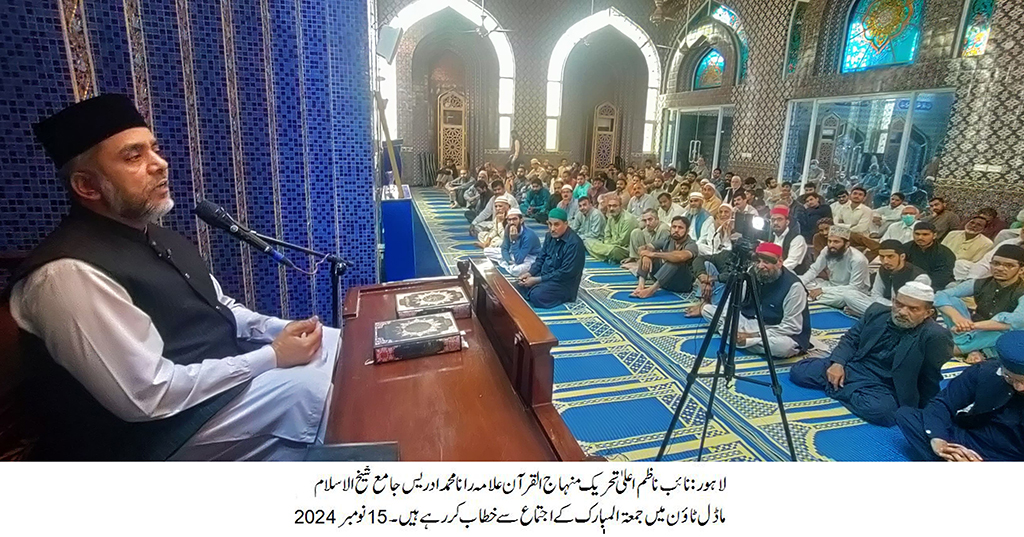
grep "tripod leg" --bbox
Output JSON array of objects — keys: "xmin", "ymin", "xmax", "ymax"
[
  {"xmin": 654, "ymin": 274, "xmax": 737, "ymax": 461},
  {"xmin": 744, "ymin": 273, "xmax": 799, "ymax": 462},
  {"xmin": 698, "ymin": 275, "xmax": 743, "ymax": 461}
]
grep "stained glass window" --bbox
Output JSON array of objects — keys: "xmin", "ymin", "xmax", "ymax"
[
  {"xmin": 785, "ymin": 2, "xmax": 808, "ymax": 76},
  {"xmin": 841, "ymin": 0, "xmax": 924, "ymax": 73},
  {"xmin": 694, "ymin": 49, "xmax": 725, "ymax": 90},
  {"xmin": 960, "ymin": 0, "xmax": 994, "ymax": 57},
  {"xmin": 710, "ymin": 4, "xmax": 749, "ymax": 82}
]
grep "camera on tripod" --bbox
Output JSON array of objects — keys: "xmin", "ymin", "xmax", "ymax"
[{"xmin": 720, "ymin": 213, "xmax": 771, "ymax": 278}]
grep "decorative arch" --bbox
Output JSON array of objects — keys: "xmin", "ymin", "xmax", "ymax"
[
  {"xmin": 381, "ymin": 0, "xmax": 515, "ymax": 148},
  {"xmin": 544, "ymin": 7, "xmax": 662, "ymax": 152},
  {"xmin": 693, "ymin": 49, "xmax": 725, "ymax": 90},
  {"xmin": 666, "ymin": 3, "xmax": 748, "ymax": 92},
  {"xmin": 841, "ymin": 0, "xmax": 923, "ymax": 72}
]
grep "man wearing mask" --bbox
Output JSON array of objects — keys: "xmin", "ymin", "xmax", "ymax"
[
  {"xmin": 790, "ymin": 282, "xmax": 952, "ymax": 426},
  {"xmin": 843, "ymin": 240, "xmax": 932, "ymax": 317},
  {"xmin": 880, "ymin": 205, "xmax": 920, "ymax": 244},
  {"xmin": 921, "ymin": 197, "xmax": 960, "ymax": 242},
  {"xmin": 943, "ymin": 214, "xmax": 995, "ymax": 281},
  {"xmin": 800, "ymin": 224, "xmax": 871, "ymax": 308},
  {"xmin": 905, "ymin": 222, "xmax": 957, "ymax": 291},
  {"xmin": 896, "ymin": 331, "xmax": 1024, "ymax": 462},
  {"xmin": 935, "ymin": 244, "xmax": 1024, "ymax": 364}
]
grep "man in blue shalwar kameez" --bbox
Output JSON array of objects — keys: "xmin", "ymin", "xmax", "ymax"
[
  {"xmin": 895, "ymin": 330, "xmax": 1024, "ymax": 461},
  {"xmin": 516, "ymin": 208, "xmax": 586, "ymax": 309}
]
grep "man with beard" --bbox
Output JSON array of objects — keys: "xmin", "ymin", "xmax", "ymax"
[
  {"xmin": 935, "ymin": 244, "xmax": 1024, "ymax": 364},
  {"xmin": 584, "ymin": 194, "xmax": 638, "ymax": 263},
  {"xmin": 469, "ymin": 179, "xmax": 506, "ymax": 234},
  {"xmin": 656, "ymin": 192, "xmax": 685, "ymax": 224},
  {"xmin": 446, "ymin": 167, "xmax": 471, "ymax": 207},
  {"xmin": 464, "ymin": 178, "xmax": 494, "ymax": 224},
  {"xmin": 6, "ymin": 95, "xmax": 338, "ymax": 460},
  {"xmin": 519, "ymin": 178, "xmax": 549, "ymax": 223},
  {"xmin": 721, "ymin": 174, "xmax": 744, "ymax": 205},
  {"xmin": 905, "ymin": 221, "xmax": 956, "ymax": 291},
  {"xmin": 516, "ymin": 208, "xmax": 586, "ymax": 308},
  {"xmin": 694, "ymin": 242, "xmax": 811, "ymax": 358},
  {"xmin": 490, "ymin": 208, "xmax": 542, "ymax": 277},
  {"xmin": 921, "ymin": 197, "xmax": 960, "ymax": 242},
  {"xmin": 769, "ymin": 206, "xmax": 809, "ymax": 274},
  {"xmin": 631, "ymin": 216, "xmax": 699, "ymax": 298},
  {"xmin": 511, "ymin": 165, "xmax": 530, "ymax": 202},
  {"xmin": 587, "ymin": 173, "xmax": 609, "ymax": 201},
  {"xmin": 896, "ymin": 331, "xmax": 1024, "ymax": 462},
  {"xmin": 789, "ymin": 282, "xmax": 952, "ymax": 426},
  {"xmin": 800, "ymin": 224, "xmax": 870, "ymax": 308},
  {"xmin": 568, "ymin": 195, "xmax": 605, "ymax": 241},
  {"xmin": 842, "ymin": 240, "xmax": 931, "ymax": 317},
  {"xmin": 943, "ymin": 214, "xmax": 995, "ymax": 281},
  {"xmin": 684, "ymin": 192, "xmax": 713, "ymax": 243}
]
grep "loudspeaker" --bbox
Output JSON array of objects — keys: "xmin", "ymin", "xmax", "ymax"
[{"xmin": 377, "ymin": 24, "xmax": 404, "ymax": 65}]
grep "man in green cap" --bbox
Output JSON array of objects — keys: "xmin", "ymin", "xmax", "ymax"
[
  {"xmin": 517, "ymin": 207, "xmax": 586, "ymax": 308},
  {"xmin": 584, "ymin": 193, "xmax": 638, "ymax": 263}
]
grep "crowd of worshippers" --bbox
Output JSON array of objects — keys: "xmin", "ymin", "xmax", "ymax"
[{"xmin": 434, "ymin": 157, "xmax": 1024, "ymax": 461}]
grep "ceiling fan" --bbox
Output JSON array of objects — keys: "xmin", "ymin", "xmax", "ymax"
[{"xmin": 457, "ymin": 0, "xmax": 511, "ymax": 38}]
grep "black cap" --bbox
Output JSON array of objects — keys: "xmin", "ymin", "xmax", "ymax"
[
  {"xmin": 32, "ymin": 94, "xmax": 149, "ymax": 169},
  {"xmin": 994, "ymin": 244, "xmax": 1024, "ymax": 264},
  {"xmin": 913, "ymin": 221, "xmax": 936, "ymax": 232}
]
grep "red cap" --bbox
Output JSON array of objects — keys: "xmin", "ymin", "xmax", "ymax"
[
  {"xmin": 770, "ymin": 206, "xmax": 790, "ymax": 218},
  {"xmin": 755, "ymin": 242, "xmax": 783, "ymax": 259}
]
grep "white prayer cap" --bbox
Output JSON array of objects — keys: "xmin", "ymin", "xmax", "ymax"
[
  {"xmin": 507, "ymin": 207, "xmax": 522, "ymax": 217},
  {"xmin": 689, "ymin": 191, "xmax": 704, "ymax": 200},
  {"xmin": 897, "ymin": 281, "xmax": 935, "ymax": 303},
  {"xmin": 494, "ymin": 194, "xmax": 514, "ymax": 207},
  {"xmin": 829, "ymin": 224, "xmax": 851, "ymax": 240},
  {"xmin": 700, "ymin": 178, "xmax": 710, "ymax": 184},
  {"xmin": 561, "ymin": 184, "xmax": 573, "ymax": 191}
]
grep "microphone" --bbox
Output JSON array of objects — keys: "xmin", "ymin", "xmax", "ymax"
[{"xmin": 194, "ymin": 200, "xmax": 296, "ymax": 269}]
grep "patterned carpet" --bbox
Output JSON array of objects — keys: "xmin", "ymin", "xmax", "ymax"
[{"xmin": 411, "ymin": 188, "xmax": 968, "ymax": 461}]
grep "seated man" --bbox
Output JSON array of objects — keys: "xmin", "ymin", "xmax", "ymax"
[
  {"xmin": 694, "ymin": 243, "xmax": 812, "ymax": 359},
  {"xmin": 568, "ymin": 194, "xmax": 605, "ymax": 241},
  {"xmin": 7, "ymin": 94, "xmax": 337, "ymax": 460},
  {"xmin": 626, "ymin": 182, "xmax": 658, "ymax": 219},
  {"xmin": 905, "ymin": 221, "xmax": 957, "ymax": 291},
  {"xmin": 895, "ymin": 330, "xmax": 1024, "ymax": 461},
  {"xmin": 834, "ymin": 186, "xmax": 872, "ymax": 235},
  {"xmin": 944, "ymin": 214, "xmax": 995, "ymax": 281},
  {"xmin": 623, "ymin": 209, "xmax": 669, "ymax": 271},
  {"xmin": 684, "ymin": 191, "xmax": 714, "ymax": 243},
  {"xmin": 769, "ymin": 206, "xmax": 809, "ymax": 274},
  {"xmin": 516, "ymin": 208, "xmax": 586, "ymax": 309},
  {"xmin": 790, "ymin": 282, "xmax": 952, "ymax": 426},
  {"xmin": 445, "ymin": 168, "xmax": 470, "ymax": 207},
  {"xmin": 731, "ymin": 188, "xmax": 758, "ymax": 216},
  {"xmin": 468, "ymin": 179, "xmax": 506, "ymax": 234},
  {"xmin": 584, "ymin": 194, "xmax": 638, "ymax": 264},
  {"xmin": 519, "ymin": 177, "xmax": 549, "ymax": 223},
  {"xmin": 799, "ymin": 224, "xmax": 871, "ymax": 309},
  {"xmin": 921, "ymin": 196, "xmax": 960, "ymax": 242},
  {"xmin": 935, "ymin": 244, "xmax": 1024, "ymax": 364},
  {"xmin": 476, "ymin": 196, "xmax": 510, "ymax": 253},
  {"xmin": 489, "ymin": 208, "xmax": 542, "ymax": 276},
  {"xmin": 697, "ymin": 204, "xmax": 735, "ymax": 257},
  {"xmin": 798, "ymin": 193, "xmax": 832, "ymax": 243},
  {"xmin": 871, "ymin": 192, "xmax": 906, "ymax": 237},
  {"xmin": 843, "ymin": 240, "xmax": 931, "ymax": 317},
  {"xmin": 879, "ymin": 205, "xmax": 919, "ymax": 244},
  {"xmin": 966, "ymin": 225, "xmax": 1023, "ymax": 280},
  {"xmin": 656, "ymin": 192, "xmax": 684, "ymax": 223},
  {"xmin": 464, "ymin": 179, "xmax": 493, "ymax": 224},
  {"xmin": 460, "ymin": 170, "xmax": 488, "ymax": 208},
  {"xmin": 632, "ymin": 216, "xmax": 699, "ymax": 298}
]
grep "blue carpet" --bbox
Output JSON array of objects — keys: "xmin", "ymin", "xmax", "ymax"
[
  {"xmin": 411, "ymin": 200, "xmax": 446, "ymax": 278},
  {"xmin": 410, "ymin": 187, "xmax": 969, "ymax": 462}
]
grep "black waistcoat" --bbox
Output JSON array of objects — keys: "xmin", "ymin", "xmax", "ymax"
[
  {"xmin": 778, "ymin": 228, "xmax": 810, "ymax": 274},
  {"xmin": 879, "ymin": 262, "xmax": 927, "ymax": 300},
  {"xmin": 973, "ymin": 277, "xmax": 1024, "ymax": 322},
  {"xmin": 740, "ymin": 268, "xmax": 812, "ymax": 350},
  {"xmin": 5, "ymin": 205, "xmax": 247, "ymax": 460}
]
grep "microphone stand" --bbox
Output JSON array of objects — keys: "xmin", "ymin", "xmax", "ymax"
[{"xmin": 249, "ymin": 231, "xmax": 351, "ymax": 328}]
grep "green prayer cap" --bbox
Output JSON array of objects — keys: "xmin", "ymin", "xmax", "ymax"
[{"xmin": 548, "ymin": 207, "xmax": 568, "ymax": 222}]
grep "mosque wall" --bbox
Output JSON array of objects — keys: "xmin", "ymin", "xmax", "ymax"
[
  {"xmin": 0, "ymin": 0, "xmax": 376, "ymax": 321},
  {"xmin": 380, "ymin": 0, "xmax": 1023, "ymax": 219}
]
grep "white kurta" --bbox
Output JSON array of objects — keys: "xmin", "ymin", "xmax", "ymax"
[
  {"xmin": 800, "ymin": 246, "xmax": 871, "ymax": 308},
  {"xmin": 9, "ymin": 259, "xmax": 339, "ymax": 460}
]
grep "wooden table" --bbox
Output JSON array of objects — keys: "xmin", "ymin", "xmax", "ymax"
[{"xmin": 326, "ymin": 259, "xmax": 585, "ymax": 461}]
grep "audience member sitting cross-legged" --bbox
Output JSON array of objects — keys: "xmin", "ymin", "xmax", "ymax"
[
  {"xmin": 584, "ymin": 194, "xmax": 638, "ymax": 264},
  {"xmin": 790, "ymin": 282, "xmax": 953, "ymax": 427},
  {"xmin": 487, "ymin": 208, "xmax": 541, "ymax": 277},
  {"xmin": 895, "ymin": 330, "xmax": 1024, "ymax": 461},
  {"xmin": 516, "ymin": 208, "xmax": 586, "ymax": 309},
  {"xmin": 935, "ymin": 244, "xmax": 1024, "ymax": 364},
  {"xmin": 905, "ymin": 221, "xmax": 957, "ymax": 291},
  {"xmin": 800, "ymin": 224, "xmax": 871, "ymax": 309},
  {"xmin": 568, "ymin": 194, "xmax": 605, "ymax": 241},
  {"xmin": 622, "ymin": 208, "xmax": 669, "ymax": 273},
  {"xmin": 631, "ymin": 216, "xmax": 699, "ymax": 299},
  {"xmin": 842, "ymin": 240, "xmax": 931, "ymax": 317}
]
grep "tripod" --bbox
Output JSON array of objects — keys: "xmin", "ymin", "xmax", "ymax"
[{"xmin": 655, "ymin": 264, "xmax": 798, "ymax": 461}]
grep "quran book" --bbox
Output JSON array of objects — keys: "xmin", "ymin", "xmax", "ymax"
[
  {"xmin": 372, "ymin": 312, "xmax": 462, "ymax": 363},
  {"xmin": 394, "ymin": 286, "xmax": 471, "ymax": 319}
]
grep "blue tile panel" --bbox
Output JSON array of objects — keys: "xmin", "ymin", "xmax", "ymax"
[{"xmin": 0, "ymin": 0, "xmax": 376, "ymax": 322}]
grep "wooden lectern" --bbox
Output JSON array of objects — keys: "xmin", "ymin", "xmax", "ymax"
[{"xmin": 327, "ymin": 258, "xmax": 585, "ymax": 461}]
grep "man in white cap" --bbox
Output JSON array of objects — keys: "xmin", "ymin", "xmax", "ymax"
[
  {"xmin": 799, "ymin": 223, "xmax": 870, "ymax": 308},
  {"xmin": 684, "ymin": 191, "xmax": 713, "ymax": 243},
  {"xmin": 789, "ymin": 282, "xmax": 953, "ymax": 426},
  {"xmin": 490, "ymin": 207, "xmax": 542, "ymax": 277}
]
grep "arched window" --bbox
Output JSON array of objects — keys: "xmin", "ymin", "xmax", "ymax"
[
  {"xmin": 841, "ymin": 0, "xmax": 924, "ymax": 73},
  {"xmin": 960, "ymin": 0, "xmax": 994, "ymax": 57},
  {"xmin": 694, "ymin": 49, "xmax": 725, "ymax": 90}
]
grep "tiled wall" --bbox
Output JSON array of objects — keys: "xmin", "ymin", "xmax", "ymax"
[
  {"xmin": 378, "ymin": 0, "xmax": 1024, "ymax": 218},
  {"xmin": 0, "ymin": 0, "xmax": 376, "ymax": 321}
]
